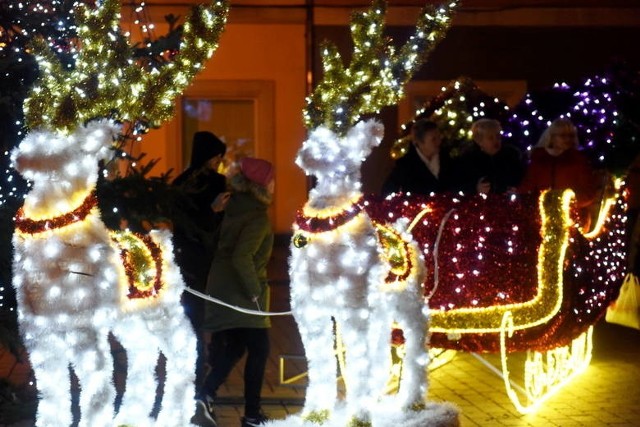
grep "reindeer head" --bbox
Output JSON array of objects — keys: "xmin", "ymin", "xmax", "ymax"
[
  {"xmin": 11, "ymin": 120, "xmax": 120, "ymax": 184},
  {"xmin": 297, "ymin": 120, "xmax": 385, "ymax": 181}
]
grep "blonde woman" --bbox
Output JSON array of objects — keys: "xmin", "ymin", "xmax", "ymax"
[{"xmin": 519, "ymin": 118, "xmax": 598, "ymax": 228}]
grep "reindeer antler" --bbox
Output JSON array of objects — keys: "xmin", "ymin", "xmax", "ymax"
[
  {"xmin": 303, "ymin": 0, "xmax": 459, "ymax": 136},
  {"xmin": 24, "ymin": 0, "xmax": 229, "ymax": 133}
]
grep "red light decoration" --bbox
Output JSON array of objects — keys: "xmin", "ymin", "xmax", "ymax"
[
  {"xmin": 364, "ymin": 188, "xmax": 626, "ymax": 353},
  {"xmin": 14, "ymin": 190, "xmax": 97, "ymax": 234}
]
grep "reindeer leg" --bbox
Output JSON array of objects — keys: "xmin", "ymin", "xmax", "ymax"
[
  {"xmin": 365, "ymin": 303, "xmax": 394, "ymax": 406},
  {"xmin": 71, "ymin": 328, "xmax": 116, "ymax": 427},
  {"xmin": 294, "ymin": 309, "xmax": 337, "ymax": 422},
  {"xmin": 337, "ymin": 313, "xmax": 375, "ymax": 427},
  {"xmin": 393, "ymin": 292, "xmax": 429, "ymax": 409},
  {"xmin": 111, "ymin": 319, "xmax": 157, "ymax": 427},
  {"xmin": 154, "ymin": 312, "xmax": 198, "ymax": 427},
  {"xmin": 27, "ymin": 332, "xmax": 74, "ymax": 427}
]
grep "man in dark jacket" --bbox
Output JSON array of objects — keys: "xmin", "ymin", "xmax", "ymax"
[
  {"xmin": 457, "ymin": 118, "xmax": 525, "ymax": 195},
  {"xmin": 172, "ymin": 131, "xmax": 229, "ymax": 396},
  {"xmin": 382, "ymin": 119, "xmax": 458, "ymax": 196}
]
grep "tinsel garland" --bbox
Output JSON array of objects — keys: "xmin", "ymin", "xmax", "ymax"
[
  {"xmin": 15, "ymin": 190, "xmax": 97, "ymax": 234},
  {"xmin": 373, "ymin": 222, "xmax": 415, "ymax": 284},
  {"xmin": 294, "ymin": 198, "xmax": 416, "ymax": 285},
  {"xmin": 295, "ymin": 197, "xmax": 365, "ymax": 233},
  {"xmin": 111, "ymin": 231, "xmax": 164, "ymax": 300}
]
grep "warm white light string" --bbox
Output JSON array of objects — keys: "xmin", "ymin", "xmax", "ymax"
[
  {"xmin": 424, "ymin": 208, "xmax": 456, "ymax": 301},
  {"xmin": 184, "ymin": 286, "xmax": 293, "ymax": 316}
]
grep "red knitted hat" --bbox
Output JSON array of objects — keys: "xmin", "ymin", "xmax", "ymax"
[{"xmin": 240, "ymin": 157, "xmax": 274, "ymax": 187}]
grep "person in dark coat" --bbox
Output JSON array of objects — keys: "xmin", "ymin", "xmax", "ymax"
[
  {"xmin": 194, "ymin": 157, "xmax": 275, "ymax": 427},
  {"xmin": 382, "ymin": 119, "xmax": 458, "ymax": 196},
  {"xmin": 172, "ymin": 131, "xmax": 229, "ymax": 392},
  {"xmin": 457, "ymin": 118, "xmax": 525, "ymax": 195}
]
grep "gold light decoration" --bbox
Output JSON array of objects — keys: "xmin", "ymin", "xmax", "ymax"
[
  {"xmin": 391, "ymin": 77, "xmax": 502, "ymax": 159},
  {"xmin": 303, "ymin": 0, "xmax": 459, "ymax": 135},
  {"xmin": 499, "ymin": 312, "xmax": 593, "ymax": 414},
  {"xmin": 24, "ymin": 0, "xmax": 229, "ymax": 133}
]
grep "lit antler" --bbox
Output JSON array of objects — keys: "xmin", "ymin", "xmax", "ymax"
[
  {"xmin": 303, "ymin": 0, "xmax": 459, "ymax": 135},
  {"xmin": 24, "ymin": 0, "xmax": 229, "ymax": 133}
]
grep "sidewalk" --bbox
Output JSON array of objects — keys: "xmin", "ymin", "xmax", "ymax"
[{"xmin": 211, "ymin": 282, "xmax": 640, "ymax": 427}]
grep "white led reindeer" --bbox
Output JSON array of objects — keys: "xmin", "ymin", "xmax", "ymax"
[
  {"xmin": 12, "ymin": 121, "xmax": 196, "ymax": 427},
  {"xmin": 11, "ymin": 1, "xmax": 228, "ymax": 426},
  {"xmin": 288, "ymin": 1, "xmax": 459, "ymax": 426}
]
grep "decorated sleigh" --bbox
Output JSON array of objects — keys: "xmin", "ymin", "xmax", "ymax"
[{"xmin": 366, "ymin": 182, "xmax": 627, "ymax": 413}]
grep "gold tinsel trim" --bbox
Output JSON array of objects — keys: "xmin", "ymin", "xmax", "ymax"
[
  {"xmin": 347, "ymin": 416, "xmax": 372, "ymax": 427},
  {"xmin": 302, "ymin": 409, "xmax": 330, "ymax": 424},
  {"xmin": 25, "ymin": 0, "xmax": 229, "ymax": 133},
  {"xmin": 303, "ymin": 0, "xmax": 459, "ymax": 135}
]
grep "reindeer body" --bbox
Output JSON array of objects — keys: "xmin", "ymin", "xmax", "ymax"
[
  {"xmin": 12, "ymin": 121, "xmax": 197, "ymax": 427},
  {"xmin": 289, "ymin": 121, "xmax": 431, "ymax": 424}
]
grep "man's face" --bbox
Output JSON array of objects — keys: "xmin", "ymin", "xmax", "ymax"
[
  {"xmin": 206, "ymin": 154, "xmax": 223, "ymax": 171},
  {"xmin": 415, "ymin": 130, "xmax": 442, "ymax": 158},
  {"xmin": 477, "ymin": 131, "xmax": 502, "ymax": 156}
]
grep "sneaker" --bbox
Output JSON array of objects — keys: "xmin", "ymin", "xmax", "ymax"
[
  {"xmin": 192, "ymin": 395, "xmax": 217, "ymax": 427},
  {"xmin": 241, "ymin": 412, "xmax": 270, "ymax": 427}
]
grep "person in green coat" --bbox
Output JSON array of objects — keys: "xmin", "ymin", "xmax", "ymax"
[{"xmin": 193, "ymin": 157, "xmax": 275, "ymax": 427}]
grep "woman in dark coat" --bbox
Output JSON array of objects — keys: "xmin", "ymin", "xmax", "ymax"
[
  {"xmin": 195, "ymin": 157, "xmax": 275, "ymax": 427},
  {"xmin": 382, "ymin": 119, "xmax": 458, "ymax": 196}
]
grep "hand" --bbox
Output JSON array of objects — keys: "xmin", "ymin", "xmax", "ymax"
[
  {"xmin": 211, "ymin": 192, "xmax": 231, "ymax": 212},
  {"xmin": 476, "ymin": 178, "xmax": 490, "ymax": 194}
]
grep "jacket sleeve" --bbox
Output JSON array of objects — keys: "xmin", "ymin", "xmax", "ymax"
[
  {"xmin": 381, "ymin": 164, "xmax": 403, "ymax": 196},
  {"xmin": 518, "ymin": 159, "xmax": 539, "ymax": 194},
  {"xmin": 573, "ymin": 154, "xmax": 599, "ymax": 208},
  {"xmin": 230, "ymin": 215, "xmax": 269, "ymax": 299}
]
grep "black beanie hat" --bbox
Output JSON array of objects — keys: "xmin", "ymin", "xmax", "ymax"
[{"xmin": 190, "ymin": 131, "xmax": 227, "ymax": 168}]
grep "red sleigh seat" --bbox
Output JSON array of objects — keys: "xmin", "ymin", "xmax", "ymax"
[{"xmin": 365, "ymin": 187, "xmax": 627, "ymax": 353}]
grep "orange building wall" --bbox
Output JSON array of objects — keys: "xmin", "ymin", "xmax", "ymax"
[{"xmin": 139, "ymin": 23, "xmax": 308, "ymax": 234}]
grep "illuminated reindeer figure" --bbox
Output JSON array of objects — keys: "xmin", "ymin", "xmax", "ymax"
[
  {"xmin": 288, "ymin": 1, "xmax": 459, "ymax": 426},
  {"xmin": 11, "ymin": 1, "xmax": 228, "ymax": 426}
]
